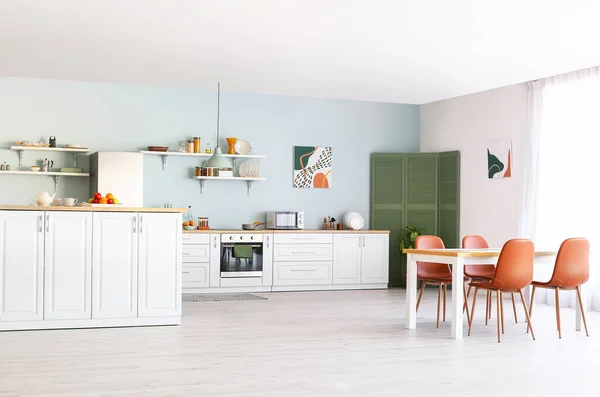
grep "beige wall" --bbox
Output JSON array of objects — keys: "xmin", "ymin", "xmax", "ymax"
[{"xmin": 420, "ymin": 83, "xmax": 527, "ymax": 247}]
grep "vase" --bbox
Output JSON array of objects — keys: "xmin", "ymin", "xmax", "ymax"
[{"xmin": 226, "ymin": 137, "xmax": 238, "ymax": 154}]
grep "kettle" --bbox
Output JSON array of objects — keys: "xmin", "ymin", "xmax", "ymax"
[{"xmin": 30, "ymin": 191, "xmax": 56, "ymax": 207}]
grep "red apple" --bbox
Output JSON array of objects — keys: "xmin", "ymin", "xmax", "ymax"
[
  {"xmin": 107, "ymin": 199, "xmax": 114, "ymax": 204},
  {"xmin": 93, "ymin": 198, "xmax": 100, "ymax": 204},
  {"xmin": 94, "ymin": 192, "xmax": 102, "ymax": 200}
]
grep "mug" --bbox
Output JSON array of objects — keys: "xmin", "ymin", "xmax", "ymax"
[
  {"xmin": 52, "ymin": 197, "xmax": 64, "ymax": 206},
  {"xmin": 63, "ymin": 198, "xmax": 78, "ymax": 207}
]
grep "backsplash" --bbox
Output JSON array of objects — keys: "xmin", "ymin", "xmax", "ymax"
[{"xmin": 0, "ymin": 77, "xmax": 420, "ymax": 229}]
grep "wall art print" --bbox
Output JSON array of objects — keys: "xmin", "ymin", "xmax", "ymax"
[
  {"xmin": 487, "ymin": 139, "xmax": 512, "ymax": 179},
  {"xmin": 293, "ymin": 146, "xmax": 332, "ymax": 188}
]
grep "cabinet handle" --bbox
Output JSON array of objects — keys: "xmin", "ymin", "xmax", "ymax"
[
  {"xmin": 183, "ymin": 252, "xmax": 191, "ymax": 256},
  {"xmin": 358, "ymin": 236, "xmax": 362, "ymax": 247},
  {"xmin": 266, "ymin": 236, "xmax": 269, "ymax": 248},
  {"xmin": 38, "ymin": 215, "xmax": 42, "ymax": 233},
  {"xmin": 182, "ymin": 271, "xmax": 191, "ymax": 274},
  {"xmin": 214, "ymin": 236, "xmax": 217, "ymax": 248},
  {"xmin": 140, "ymin": 216, "xmax": 143, "ymax": 233},
  {"xmin": 292, "ymin": 252, "xmax": 316, "ymax": 255},
  {"xmin": 133, "ymin": 217, "xmax": 136, "ymax": 233},
  {"xmin": 291, "ymin": 269, "xmax": 316, "ymax": 272},
  {"xmin": 46, "ymin": 214, "xmax": 50, "ymax": 232}
]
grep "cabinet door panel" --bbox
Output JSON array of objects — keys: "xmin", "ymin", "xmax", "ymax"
[
  {"xmin": 361, "ymin": 235, "xmax": 389, "ymax": 284},
  {"xmin": 0, "ymin": 211, "xmax": 44, "ymax": 322},
  {"xmin": 138, "ymin": 213, "xmax": 181, "ymax": 317},
  {"xmin": 333, "ymin": 235, "xmax": 361, "ymax": 284},
  {"xmin": 92, "ymin": 213, "xmax": 138, "ymax": 319},
  {"xmin": 44, "ymin": 212, "xmax": 92, "ymax": 320}
]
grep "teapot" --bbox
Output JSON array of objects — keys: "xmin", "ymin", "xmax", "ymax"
[{"xmin": 30, "ymin": 191, "xmax": 56, "ymax": 207}]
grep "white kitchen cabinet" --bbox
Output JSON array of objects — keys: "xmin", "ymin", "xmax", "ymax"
[
  {"xmin": 0, "ymin": 211, "xmax": 44, "ymax": 322},
  {"xmin": 360, "ymin": 235, "xmax": 389, "ymax": 284},
  {"xmin": 183, "ymin": 264, "xmax": 210, "ymax": 288},
  {"xmin": 262, "ymin": 233, "xmax": 273, "ymax": 287},
  {"xmin": 138, "ymin": 213, "xmax": 182, "ymax": 317},
  {"xmin": 44, "ymin": 212, "xmax": 92, "ymax": 320},
  {"xmin": 273, "ymin": 262, "xmax": 332, "ymax": 286},
  {"xmin": 92, "ymin": 212, "xmax": 139, "ymax": 319},
  {"xmin": 209, "ymin": 234, "xmax": 221, "ymax": 287},
  {"xmin": 332, "ymin": 235, "xmax": 362, "ymax": 284}
]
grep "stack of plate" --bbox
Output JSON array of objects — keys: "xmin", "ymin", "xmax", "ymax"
[
  {"xmin": 239, "ymin": 159, "xmax": 260, "ymax": 177},
  {"xmin": 343, "ymin": 212, "xmax": 364, "ymax": 230}
]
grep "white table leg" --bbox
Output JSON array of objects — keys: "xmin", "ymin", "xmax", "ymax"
[
  {"xmin": 451, "ymin": 257, "xmax": 464, "ymax": 340},
  {"xmin": 406, "ymin": 254, "xmax": 417, "ymax": 329},
  {"xmin": 576, "ymin": 284, "xmax": 585, "ymax": 332}
]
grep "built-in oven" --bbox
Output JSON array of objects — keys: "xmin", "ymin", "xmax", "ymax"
[{"xmin": 220, "ymin": 233, "xmax": 264, "ymax": 278}]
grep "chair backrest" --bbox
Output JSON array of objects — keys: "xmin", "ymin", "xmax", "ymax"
[
  {"xmin": 414, "ymin": 235, "xmax": 452, "ymax": 279},
  {"xmin": 490, "ymin": 239, "xmax": 534, "ymax": 291},
  {"xmin": 461, "ymin": 235, "xmax": 496, "ymax": 276},
  {"xmin": 549, "ymin": 237, "xmax": 590, "ymax": 288}
]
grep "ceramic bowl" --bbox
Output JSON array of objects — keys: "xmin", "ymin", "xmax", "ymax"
[
  {"xmin": 29, "ymin": 166, "xmax": 40, "ymax": 172},
  {"xmin": 183, "ymin": 225, "xmax": 196, "ymax": 230}
]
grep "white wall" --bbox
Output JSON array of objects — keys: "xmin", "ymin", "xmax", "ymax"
[{"xmin": 420, "ymin": 83, "xmax": 527, "ymax": 247}]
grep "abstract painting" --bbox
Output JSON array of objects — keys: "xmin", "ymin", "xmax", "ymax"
[
  {"xmin": 293, "ymin": 146, "xmax": 332, "ymax": 188},
  {"xmin": 487, "ymin": 139, "xmax": 512, "ymax": 179}
]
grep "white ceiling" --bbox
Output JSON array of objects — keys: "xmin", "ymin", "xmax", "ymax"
[{"xmin": 2, "ymin": 0, "xmax": 600, "ymax": 104}]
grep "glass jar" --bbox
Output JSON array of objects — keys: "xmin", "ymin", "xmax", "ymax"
[
  {"xmin": 178, "ymin": 141, "xmax": 187, "ymax": 153},
  {"xmin": 186, "ymin": 140, "xmax": 194, "ymax": 153},
  {"xmin": 193, "ymin": 137, "xmax": 201, "ymax": 153},
  {"xmin": 195, "ymin": 167, "xmax": 201, "ymax": 176}
]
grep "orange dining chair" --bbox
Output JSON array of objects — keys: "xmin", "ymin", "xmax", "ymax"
[
  {"xmin": 468, "ymin": 238, "xmax": 535, "ymax": 343},
  {"xmin": 462, "ymin": 235, "xmax": 520, "ymax": 326},
  {"xmin": 528, "ymin": 237, "xmax": 590, "ymax": 338},
  {"xmin": 415, "ymin": 235, "xmax": 470, "ymax": 328}
]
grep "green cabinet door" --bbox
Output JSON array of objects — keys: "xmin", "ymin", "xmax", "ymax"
[{"xmin": 438, "ymin": 151, "xmax": 460, "ymax": 248}]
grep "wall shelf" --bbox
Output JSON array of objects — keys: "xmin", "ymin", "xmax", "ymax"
[
  {"xmin": 0, "ymin": 170, "xmax": 90, "ymax": 191},
  {"xmin": 141, "ymin": 151, "xmax": 267, "ymax": 171},
  {"xmin": 194, "ymin": 176, "xmax": 265, "ymax": 195},
  {"xmin": 10, "ymin": 146, "xmax": 90, "ymax": 167}
]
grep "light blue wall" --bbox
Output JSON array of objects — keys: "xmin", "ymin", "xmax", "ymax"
[{"xmin": 0, "ymin": 78, "xmax": 420, "ymax": 229}]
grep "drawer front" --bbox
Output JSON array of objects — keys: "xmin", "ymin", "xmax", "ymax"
[
  {"xmin": 274, "ymin": 233, "xmax": 333, "ymax": 244},
  {"xmin": 182, "ymin": 234, "xmax": 210, "ymax": 245},
  {"xmin": 273, "ymin": 244, "xmax": 333, "ymax": 262},
  {"xmin": 182, "ymin": 264, "xmax": 209, "ymax": 288},
  {"xmin": 182, "ymin": 245, "xmax": 210, "ymax": 263},
  {"xmin": 273, "ymin": 262, "xmax": 332, "ymax": 286}
]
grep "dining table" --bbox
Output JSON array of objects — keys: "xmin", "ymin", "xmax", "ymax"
[{"xmin": 402, "ymin": 248, "xmax": 587, "ymax": 339}]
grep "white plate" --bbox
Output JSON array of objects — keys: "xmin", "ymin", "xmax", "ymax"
[
  {"xmin": 239, "ymin": 159, "xmax": 260, "ymax": 177},
  {"xmin": 344, "ymin": 211, "xmax": 364, "ymax": 230},
  {"xmin": 234, "ymin": 140, "xmax": 252, "ymax": 155}
]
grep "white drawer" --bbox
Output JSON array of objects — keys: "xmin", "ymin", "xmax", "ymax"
[
  {"xmin": 182, "ymin": 234, "xmax": 210, "ymax": 245},
  {"xmin": 274, "ymin": 233, "xmax": 333, "ymax": 244},
  {"xmin": 273, "ymin": 244, "xmax": 333, "ymax": 262},
  {"xmin": 273, "ymin": 262, "xmax": 332, "ymax": 286},
  {"xmin": 182, "ymin": 264, "xmax": 209, "ymax": 288},
  {"xmin": 182, "ymin": 245, "xmax": 210, "ymax": 263}
]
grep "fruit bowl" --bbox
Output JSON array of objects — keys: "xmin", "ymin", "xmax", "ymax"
[
  {"xmin": 183, "ymin": 225, "xmax": 196, "ymax": 230},
  {"xmin": 147, "ymin": 146, "xmax": 169, "ymax": 152}
]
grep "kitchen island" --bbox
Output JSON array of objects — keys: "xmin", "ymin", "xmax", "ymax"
[{"xmin": 0, "ymin": 205, "xmax": 186, "ymax": 331}]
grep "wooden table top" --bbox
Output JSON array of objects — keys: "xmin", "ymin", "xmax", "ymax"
[{"xmin": 402, "ymin": 248, "xmax": 557, "ymax": 258}]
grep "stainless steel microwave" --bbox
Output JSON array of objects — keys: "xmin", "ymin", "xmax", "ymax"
[{"xmin": 266, "ymin": 211, "xmax": 304, "ymax": 230}]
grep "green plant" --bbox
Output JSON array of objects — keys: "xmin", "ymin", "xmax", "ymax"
[{"xmin": 399, "ymin": 225, "xmax": 425, "ymax": 256}]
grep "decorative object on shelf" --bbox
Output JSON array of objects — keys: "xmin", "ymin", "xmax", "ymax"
[
  {"xmin": 30, "ymin": 191, "xmax": 56, "ymax": 207},
  {"xmin": 203, "ymin": 82, "xmax": 233, "ymax": 169},
  {"xmin": 343, "ymin": 211, "xmax": 364, "ymax": 230},
  {"xmin": 29, "ymin": 165, "xmax": 40, "ymax": 172},
  {"xmin": 399, "ymin": 225, "xmax": 425, "ymax": 256},
  {"xmin": 323, "ymin": 216, "xmax": 335, "ymax": 230},
  {"xmin": 234, "ymin": 139, "xmax": 252, "ymax": 155},
  {"xmin": 147, "ymin": 145, "xmax": 169, "ymax": 152},
  {"xmin": 49, "ymin": 136, "xmax": 56, "ymax": 148},
  {"xmin": 293, "ymin": 146, "xmax": 332, "ymax": 188},
  {"xmin": 238, "ymin": 159, "xmax": 260, "ymax": 177},
  {"xmin": 488, "ymin": 139, "xmax": 512, "ymax": 179},
  {"xmin": 42, "ymin": 158, "xmax": 54, "ymax": 172},
  {"xmin": 226, "ymin": 137, "xmax": 238, "ymax": 154}
]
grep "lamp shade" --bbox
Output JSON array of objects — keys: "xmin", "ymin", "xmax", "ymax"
[{"xmin": 203, "ymin": 146, "xmax": 233, "ymax": 169}]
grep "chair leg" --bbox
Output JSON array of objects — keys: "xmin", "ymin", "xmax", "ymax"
[
  {"xmin": 468, "ymin": 287, "xmax": 479, "ymax": 336},
  {"xmin": 527, "ymin": 285, "xmax": 536, "ymax": 334},
  {"xmin": 511, "ymin": 293, "xmax": 518, "ymax": 323},
  {"xmin": 496, "ymin": 290, "xmax": 501, "ymax": 343},
  {"xmin": 488, "ymin": 291, "xmax": 492, "ymax": 320},
  {"xmin": 436, "ymin": 284, "xmax": 442, "ymax": 328},
  {"xmin": 576, "ymin": 286, "xmax": 590, "ymax": 337},
  {"xmin": 463, "ymin": 283, "xmax": 470, "ymax": 324},
  {"xmin": 485, "ymin": 291, "xmax": 490, "ymax": 325},
  {"xmin": 554, "ymin": 288, "xmax": 562, "ymax": 338},
  {"xmin": 416, "ymin": 281, "xmax": 427, "ymax": 312},
  {"xmin": 500, "ymin": 292, "xmax": 505, "ymax": 334},
  {"xmin": 443, "ymin": 284, "xmax": 447, "ymax": 323},
  {"xmin": 519, "ymin": 289, "xmax": 535, "ymax": 341}
]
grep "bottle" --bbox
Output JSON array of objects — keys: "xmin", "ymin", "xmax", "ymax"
[
  {"xmin": 187, "ymin": 205, "xmax": 193, "ymax": 223},
  {"xmin": 205, "ymin": 142, "xmax": 212, "ymax": 154},
  {"xmin": 193, "ymin": 137, "xmax": 201, "ymax": 153}
]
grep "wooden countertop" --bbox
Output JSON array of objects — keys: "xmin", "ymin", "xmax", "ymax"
[
  {"xmin": 183, "ymin": 229, "xmax": 389, "ymax": 234},
  {"xmin": 0, "ymin": 205, "xmax": 188, "ymax": 213},
  {"xmin": 402, "ymin": 248, "xmax": 556, "ymax": 257}
]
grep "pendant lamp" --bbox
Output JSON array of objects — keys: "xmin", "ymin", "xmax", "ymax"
[{"xmin": 203, "ymin": 82, "xmax": 233, "ymax": 169}]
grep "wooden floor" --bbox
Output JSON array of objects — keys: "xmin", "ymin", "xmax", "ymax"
[{"xmin": 1, "ymin": 289, "xmax": 598, "ymax": 397}]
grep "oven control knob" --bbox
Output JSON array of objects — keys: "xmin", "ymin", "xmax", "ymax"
[
  {"xmin": 240, "ymin": 236, "xmax": 244, "ymax": 240},
  {"xmin": 250, "ymin": 236, "xmax": 254, "ymax": 240},
  {"xmin": 229, "ymin": 236, "xmax": 234, "ymax": 240}
]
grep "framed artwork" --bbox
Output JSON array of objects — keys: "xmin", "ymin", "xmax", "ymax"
[
  {"xmin": 487, "ymin": 139, "xmax": 512, "ymax": 179},
  {"xmin": 293, "ymin": 146, "xmax": 332, "ymax": 188}
]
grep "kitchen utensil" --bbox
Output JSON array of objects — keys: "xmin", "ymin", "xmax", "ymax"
[
  {"xmin": 239, "ymin": 159, "xmax": 260, "ymax": 177},
  {"xmin": 31, "ymin": 191, "xmax": 56, "ymax": 206},
  {"xmin": 242, "ymin": 221, "xmax": 265, "ymax": 230},
  {"xmin": 42, "ymin": 158, "xmax": 54, "ymax": 172},
  {"xmin": 52, "ymin": 197, "xmax": 64, "ymax": 206},
  {"xmin": 147, "ymin": 146, "xmax": 169, "ymax": 152},
  {"xmin": 0, "ymin": 162, "xmax": 5, "ymax": 171},
  {"xmin": 343, "ymin": 211, "xmax": 364, "ymax": 230},
  {"xmin": 234, "ymin": 140, "xmax": 252, "ymax": 155},
  {"xmin": 29, "ymin": 165, "xmax": 40, "ymax": 172},
  {"xmin": 226, "ymin": 137, "xmax": 238, "ymax": 154},
  {"xmin": 63, "ymin": 197, "xmax": 78, "ymax": 207}
]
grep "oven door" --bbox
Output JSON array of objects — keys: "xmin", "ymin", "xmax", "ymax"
[{"xmin": 220, "ymin": 242, "xmax": 263, "ymax": 278}]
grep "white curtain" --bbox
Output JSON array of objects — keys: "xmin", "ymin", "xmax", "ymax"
[{"xmin": 526, "ymin": 67, "xmax": 600, "ymax": 311}]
